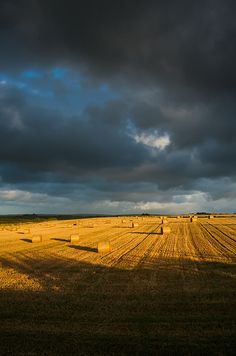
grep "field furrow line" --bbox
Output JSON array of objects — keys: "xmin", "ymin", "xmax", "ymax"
[
  {"xmin": 108, "ymin": 224, "xmax": 162, "ymax": 269},
  {"xmin": 199, "ymin": 223, "xmax": 236, "ymax": 260},
  {"xmin": 202, "ymin": 223, "xmax": 236, "ymax": 255},
  {"xmin": 208, "ymin": 223, "xmax": 236, "ymax": 242}
]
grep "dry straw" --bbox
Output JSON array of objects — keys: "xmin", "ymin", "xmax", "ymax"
[
  {"xmin": 97, "ymin": 241, "xmax": 111, "ymax": 253},
  {"xmin": 20, "ymin": 228, "xmax": 30, "ymax": 234},
  {"xmin": 31, "ymin": 235, "xmax": 42, "ymax": 243},
  {"xmin": 88, "ymin": 223, "xmax": 95, "ymax": 227},
  {"xmin": 70, "ymin": 234, "xmax": 80, "ymax": 243},
  {"xmin": 161, "ymin": 226, "xmax": 171, "ymax": 234}
]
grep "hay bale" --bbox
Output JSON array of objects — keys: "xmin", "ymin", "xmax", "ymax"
[
  {"xmin": 70, "ymin": 234, "xmax": 80, "ymax": 243},
  {"xmin": 161, "ymin": 226, "xmax": 171, "ymax": 234},
  {"xmin": 97, "ymin": 241, "xmax": 111, "ymax": 254},
  {"xmin": 162, "ymin": 218, "xmax": 168, "ymax": 224},
  {"xmin": 20, "ymin": 228, "xmax": 30, "ymax": 234},
  {"xmin": 122, "ymin": 219, "xmax": 127, "ymax": 223},
  {"xmin": 31, "ymin": 235, "xmax": 42, "ymax": 243},
  {"xmin": 84, "ymin": 223, "xmax": 94, "ymax": 228},
  {"xmin": 191, "ymin": 217, "xmax": 198, "ymax": 222},
  {"xmin": 131, "ymin": 222, "xmax": 139, "ymax": 228},
  {"xmin": 209, "ymin": 215, "xmax": 214, "ymax": 219}
]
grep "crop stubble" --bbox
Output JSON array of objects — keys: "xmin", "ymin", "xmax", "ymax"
[{"xmin": 0, "ymin": 216, "xmax": 235, "ymax": 355}]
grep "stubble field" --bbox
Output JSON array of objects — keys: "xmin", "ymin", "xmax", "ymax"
[{"xmin": 0, "ymin": 216, "xmax": 235, "ymax": 355}]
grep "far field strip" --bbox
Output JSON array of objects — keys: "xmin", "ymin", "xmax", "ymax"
[{"xmin": 0, "ymin": 217, "xmax": 235, "ymax": 280}]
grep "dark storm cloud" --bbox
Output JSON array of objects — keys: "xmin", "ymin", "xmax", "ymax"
[
  {"xmin": 0, "ymin": 85, "xmax": 149, "ymax": 184},
  {"xmin": 128, "ymin": 89, "xmax": 236, "ymax": 149},
  {"xmin": 1, "ymin": 0, "xmax": 236, "ymax": 94},
  {"xmin": 0, "ymin": 82, "xmax": 235, "ymax": 194},
  {"xmin": 0, "ymin": 0, "xmax": 236, "ymax": 212}
]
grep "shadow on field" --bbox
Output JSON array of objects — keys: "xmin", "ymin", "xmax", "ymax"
[
  {"xmin": 50, "ymin": 237, "xmax": 70, "ymax": 242},
  {"xmin": 132, "ymin": 231, "xmax": 162, "ymax": 235},
  {"xmin": 68, "ymin": 245, "xmax": 98, "ymax": 253},
  {"xmin": 0, "ymin": 253, "xmax": 235, "ymax": 355},
  {"xmin": 20, "ymin": 238, "xmax": 32, "ymax": 243}
]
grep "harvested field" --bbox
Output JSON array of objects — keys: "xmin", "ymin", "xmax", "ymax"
[{"xmin": 0, "ymin": 216, "xmax": 235, "ymax": 355}]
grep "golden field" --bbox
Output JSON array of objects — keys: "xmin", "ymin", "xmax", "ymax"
[{"xmin": 0, "ymin": 216, "xmax": 235, "ymax": 355}]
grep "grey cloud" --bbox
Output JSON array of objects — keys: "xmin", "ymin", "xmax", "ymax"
[
  {"xmin": 0, "ymin": 0, "xmax": 236, "ymax": 213},
  {"xmin": 1, "ymin": 84, "xmax": 236, "ymax": 193},
  {"xmin": 1, "ymin": 1, "xmax": 236, "ymax": 94},
  {"xmin": 0, "ymin": 86, "xmax": 149, "ymax": 184}
]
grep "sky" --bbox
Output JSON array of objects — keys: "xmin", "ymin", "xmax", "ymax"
[{"xmin": 0, "ymin": 0, "xmax": 236, "ymax": 214}]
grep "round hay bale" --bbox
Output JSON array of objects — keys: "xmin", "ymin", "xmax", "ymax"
[
  {"xmin": 85, "ymin": 223, "xmax": 94, "ymax": 228},
  {"xmin": 20, "ymin": 228, "xmax": 30, "ymax": 234},
  {"xmin": 32, "ymin": 235, "xmax": 42, "ymax": 243},
  {"xmin": 97, "ymin": 241, "xmax": 111, "ymax": 254},
  {"xmin": 161, "ymin": 226, "xmax": 171, "ymax": 234},
  {"xmin": 70, "ymin": 234, "xmax": 80, "ymax": 243}
]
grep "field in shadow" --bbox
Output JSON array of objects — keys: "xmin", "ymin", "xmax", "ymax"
[{"xmin": 0, "ymin": 253, "xmax": 235, "ymax": 355}]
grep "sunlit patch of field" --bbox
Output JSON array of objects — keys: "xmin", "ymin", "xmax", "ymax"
[{"xmin": 0, "ymin": 215, "xmax": 235, "ymax": 355}]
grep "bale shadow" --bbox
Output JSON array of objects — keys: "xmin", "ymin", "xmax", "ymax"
[
  {"xmin": 68, "ymin": 245, "xmax": 98, "ymax": 253},
  {"xmin": 131, "ymin": 232, "xmax": 162, "ymax": 235},
  {"xmin": 50, "ymin": 238, "xmax": 70, "ymax": 242},
  {"xmin": 20, "ymin": 238, "xmax": 32, "ymax": 243}
]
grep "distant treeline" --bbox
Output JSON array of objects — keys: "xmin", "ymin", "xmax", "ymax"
[
  {"xmin": 0, "ymin": 213, "xmax": 111, "ymax": 224},
  {"xmin": 0, "ymin": 212, "xmax": 235, "ymax": 225}
]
